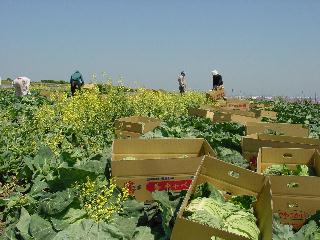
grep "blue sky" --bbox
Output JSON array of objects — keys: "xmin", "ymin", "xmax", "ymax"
[{"xmin": 0, "ymin": 0, "xmax": 319, "ymax": 96}]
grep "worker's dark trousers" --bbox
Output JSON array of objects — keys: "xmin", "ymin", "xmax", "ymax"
[{"xmin": 71, "ymin": 81, "xmax": 81, "ymax": 96}]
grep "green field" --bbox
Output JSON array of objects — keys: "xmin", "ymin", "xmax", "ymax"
[{"xmin": 1, "ymin": 85, "xmax": 320, "ymax": 239}]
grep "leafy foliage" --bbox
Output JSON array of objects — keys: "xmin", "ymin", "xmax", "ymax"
[
  {"xmin": 2, "ymin": 86, "xmax": 320, "ymax": 239},
  {"xmin": 273, "ymin": 212, "xmax": 320, "ymax": 240},
  {"xmin": 264, "ymin": 164, "xmax": 310, "ymax": 176}
]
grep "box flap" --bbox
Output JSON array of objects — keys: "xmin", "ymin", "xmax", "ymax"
[
  {"xmin": 255, "ymin": 180, "xmax": 273, "ymax": 240},
  {"xmin": 200, "ymin": 156, "xmax": 266, "ymax": 194}
]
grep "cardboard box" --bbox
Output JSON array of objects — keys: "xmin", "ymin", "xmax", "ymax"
[
  {"xmin": 257, "ymin": 147, "xmax": 320, "ymax": 176},
  {"xmin": 188, "ymin": 107, "xmax": 215, "ymax": 119},
  {"xmin": 82, "ymin": 83, "xmax": 96, "ymax": 89},
  {"xmin": 188, "ymin": 107, "xmax": 232, "ymax": 122},
  {"xmin": 212, "ymin": 112, "xmax": 232, "ymax": 123},
  {"xmin": 257, "ymin": 147, "xmax": 320, "ymax": 229},
  {"xmin": 258, "ymin": 110, "xmax": 277, "ymax": 119},
  {"xmin": 242, "ymin": 134, "xmax": 320, "ymax": 163},
  {"xmin": 116, "ymin": 174, "xmax": 194, "ymax": 203},
  {"xmin": 250, "ymin": 103, "xmax": 274, "ymax": 110},
  {"xmin": 198, "ymin": 105, "xmax": 259, "ymax": 124},
  {"xmin": 206, "ymin": 88, "xmax": 225, "ymax": 100},
  {"xmin": 111, "ymin": 138, "xmax": 215, "ymax": 201},
  {"xmin": 115, "ymin": 116, "xmax": 161, "ymax": 134},
  {"xmin": 171, "ymin": 156, "xmax": 273, "ymax": 240},
  {"xmin": 272, "ymin": 195, "xmax": 320, "ymax": 230},
  {"xmin": 217, "ymin": 108, "xmax": 259, "ymax": 117},
  {"xmin": 216, "ymin": 99, "xmax": 227, "ymax": 107},
  {"xmin": 231, "ymin": 114, "xmax": 261, "ymax": 125},
  {"xmin": 225, "ymin": 99, "xmax": 251, "ymax": 111},
  {"xmin": 246, "ymin": 122, "xmax": 309, "ymax": 137},
  {"xmin": 115, "ymin": 130, "xmax": 141, "ymax": 139}
]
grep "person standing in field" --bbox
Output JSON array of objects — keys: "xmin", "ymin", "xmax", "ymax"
[
  {"xmin": 12, "ymin": 76, "xmax": 31, "ymax": 96},
  {"xmin": 178, "ymin": 71, "xmax": 186, "ymax": 95},
  {"xmin": 212, "ymin": 70, "xmax": 223, "ymax": 90},
  {"xmin": 70, "ymin": 70, "xmax": 84, "ymax": 96}
]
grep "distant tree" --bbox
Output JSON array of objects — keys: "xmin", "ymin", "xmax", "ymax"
[
  {"xmin": 6, "ymin": 78, "xmax": 12, "ymax": 81},
  {"xmin": 41, "ymin": 80, "xmax": 68, "ymax": 84}
]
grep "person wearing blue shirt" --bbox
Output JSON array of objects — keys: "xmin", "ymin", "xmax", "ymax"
[{"xmin": 70, "ymin": 70, "xmax": 84, "ymax": 96}]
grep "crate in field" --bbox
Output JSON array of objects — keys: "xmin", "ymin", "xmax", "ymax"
[
  {"xmin": 225, "ymin": 99, "xmax": 251, "ymax": 110},
  {"xmin": 188, "ymin": 107, "xmax": 214, "ymax": 119},
  {"xmin": 188, "ymin": 107, "xmax": 232, "ymax": 122},
  {"xmin": 206, "ymin": 87, "xmax": 225, "ymax": 101},
  {"xmin": 82, "ymin": 83, "xmax": 96, "ymax": 90},
  {"xmin": 111, "ymin": 138, "xmax": 214, "ymax": 202},
  {"xmin": 257, "ymin": 147, "xmax": 320, "ymax": 229},
  {"xmin": 242, "ymin": 133, "xmax": 320, "ymax": 167},
  {"xmin": 245, "ymin": 122, "xmax": 309, "ymax": 137},
  {"xmin": 230, "ymin": 114, "xmax": 261, "ymax": 125},
  {"xmin": 115, "ymin": 116, "xmax": 161, "ymax": 134},
  {"xmin": 258, "ymin": 110, "xmax": 277, "ymax": 119},
  {"xmin": 171, "ymin": 156, "xmax": 272, "ymax": 240},
  {"xmin": 115, "ymin": 130, "xmax": 141, "ymax": 139}
]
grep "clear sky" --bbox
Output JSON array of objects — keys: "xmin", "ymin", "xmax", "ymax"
[{"xmin": 1, "ymin": 0, "xmax": 319, "ymax": 96}]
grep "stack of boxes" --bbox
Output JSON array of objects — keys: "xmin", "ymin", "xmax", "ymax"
[
  {"xmin": 111, "ymin": 100, "xmax": 320, "ymax": 239},
  {"xmin": 188, "ymin": 99, "xmax": 276, "ymax": 124}
]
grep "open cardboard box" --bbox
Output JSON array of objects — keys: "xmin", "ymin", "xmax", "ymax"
[
  {"xmin": 114, "ymin": 115, "xmax": 161, "ymax": 134},
  {"xmin": 188, "ymin": 107, "xmax": 215, "ymax": 120},
  {"xmin": 111, "ymin": 138, "xmax": 215, "ymax": 201},
  {"xmin": 171, "ymin": 156, "xmax": 273, "ymax": 240},
  {"xmin": 242, "ymin": 133, "xmax": 320, "ymax": 164},
  {"xmin": 250, "ymin": 102, "xmax": 274, "ymax": 110},
  {"xmin": 231, "ymin": 115, "xmax": 261, "ymax": 125},
  {"xmin": 188, "ymin": 107, "xmax": 232, "ymax": 122},
  {"xmin": 225, "ymin": 99, "xmax": 251, "ymax": 111},
  {"xmin": 82, "ymin": 83, "xmax": 96, "ymax": 89},
  {"xmin": 206, "ymin": 88, "xmax": 225, "ymax": 101},
  {"xmin": 214, "ymin": 107, "xmax": 259, "ymax": 117},
  {"xmin": 115, "ymin": 130, "xmax": 141, "ymax": 139},
  {"xmin": 246, "ymin": 122, "xmax": 309, "ymax": 137},
  {"xmin": 258, "ymin": 110, "xmax": 277, "ymax": 119},
  {"xmin": 257, "ymin": 147, "xmax": 320, "ymax": 229}
]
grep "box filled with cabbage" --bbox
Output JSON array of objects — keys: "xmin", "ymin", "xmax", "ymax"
[
  {"xmin": 257, "ymin": 147, "xmax": 320, "ymax": 177},
  {"xmin": 171, "ymin": 156, "xmax": 273, "ymax": 240},
  {"xmin": 257, "ymin": 147, "xmax": 320, "ymax": 229}
]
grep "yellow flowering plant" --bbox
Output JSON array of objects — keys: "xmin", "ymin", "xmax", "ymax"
[{"xmin": 73, "ymin": 177, "xmax": 129, "ymax": 222}]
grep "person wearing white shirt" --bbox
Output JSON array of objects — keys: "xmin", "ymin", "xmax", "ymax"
[{"xmin": 12, "ymin": 76, "xmax": 31, "ymax": 96}]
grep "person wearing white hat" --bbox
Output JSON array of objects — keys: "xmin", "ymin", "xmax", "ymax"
[
  {"xmin": 211, "ymin": 70, "xmax": 223, "ymax": 90},
  {"xmin": 12, "ymin": 76, "xmax": 31, "ymax": 96}
]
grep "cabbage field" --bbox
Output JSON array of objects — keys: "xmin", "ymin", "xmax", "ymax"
[{"xmin": 1, "ymin": 84, "xmax": 320, "ymax": 240}]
